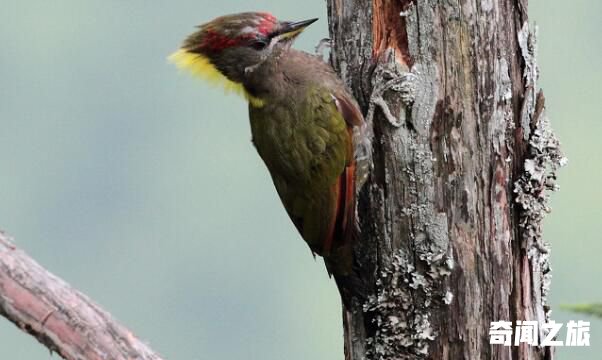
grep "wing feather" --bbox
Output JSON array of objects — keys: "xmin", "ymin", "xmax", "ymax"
[{"xmin": 322, "ymin": 93, "xmax": 365, "ymax": 255}]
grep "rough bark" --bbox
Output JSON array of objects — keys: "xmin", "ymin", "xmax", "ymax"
[
  {"xmin": 326, "ymin": 1, "xmax": 564, "ymax": 359},
  {"xmin": 0, "ymin": 232, "xmax": 163, "ymax": 360}
]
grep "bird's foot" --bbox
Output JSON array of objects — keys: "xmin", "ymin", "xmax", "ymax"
[
  {"xmin": 366, "ymin": 67, "xmax": 418, "ymax": 128},
  {"xmin": 314, "ymin": 38, "xmax": 332, "ymax": 62}
]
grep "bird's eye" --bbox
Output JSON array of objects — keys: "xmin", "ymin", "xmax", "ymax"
[{"xmin": 250, "ymin": 40, "xmax": 268, "ymax": 51}]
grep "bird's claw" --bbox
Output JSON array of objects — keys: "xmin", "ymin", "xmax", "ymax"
[
  {"xmin": 366, "ymin": 68, "xmax": 418, "ymax": 128},
  {"xmin": 314, "ymin": 38, "xmax": 332, "ymax": 61}
]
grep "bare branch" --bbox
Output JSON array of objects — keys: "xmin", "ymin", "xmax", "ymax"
[{"xmin": 0, "ymin": 231, "xmax": 164, "ymax": 360}]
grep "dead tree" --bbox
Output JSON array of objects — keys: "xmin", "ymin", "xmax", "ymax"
[{"xmin": 327, "ymin": 1, "xmax": 564, "ymax": 359}]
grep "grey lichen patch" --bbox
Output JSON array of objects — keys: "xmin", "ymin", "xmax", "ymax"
[
  {"xmin": 514, "ymin": 31, "xmax": 565, "ymax": 257},
  {"xmin": 518, "ymin": 22, "xmax": 539, "ymax": 141},
  {"xmin": 419, "ymin": 245, "xmax": 454, "ymax": 280},
  {"xmin": 513, "ymin": 22, "xmax": 566, "ymax": 320},
  {"xmin": 419, "ymin": 213, "xmax": 449, "ymax": 255},
  {"xmin": 443, "ymin": 291, "xmax": 454, "ymax": 305},
  {"xmin": 518, "ymin": 22, "xmax": 538, "ymax": 90},
  {"xmin": 514, "ymin": 106, "xmax": 564, "ymax": 255},
  {"xmin": 491, "ymin": 58, "xmax": 514, "ymax": 154},
  {"xmin": 364, "ymin": 249, "xmax": 452, "ymax": 359},
  {"xmin": 363, "ymin": 253, "xmax": 427, "ymax": 359}
]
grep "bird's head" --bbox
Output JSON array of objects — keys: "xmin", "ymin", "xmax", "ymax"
[{"xmin": 170, "ymin": 12, "xmax": 317, "ymax": 106}]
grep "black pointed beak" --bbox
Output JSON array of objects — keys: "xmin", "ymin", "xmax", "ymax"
[{"xmin": 276, "ymin": 18, "xmax": 318, "ymax": 39}]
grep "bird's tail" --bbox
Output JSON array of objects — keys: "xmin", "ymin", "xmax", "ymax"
[{"xmin": 324, "ymin": 243, "xmax": 368, "ymax": 308}]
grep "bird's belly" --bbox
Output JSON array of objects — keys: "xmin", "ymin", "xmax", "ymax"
[
  {"xmin": 248, "ymin": 96, "xmax": 351, "ymax": 253},
  {"xmin": 250, "ymin": 118, "xmax": 342, "ymax": 189}
]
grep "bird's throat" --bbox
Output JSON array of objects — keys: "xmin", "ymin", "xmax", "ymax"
[{"xmin": 169, "ymin": 49, "xmax": 266, "ymax": 108}]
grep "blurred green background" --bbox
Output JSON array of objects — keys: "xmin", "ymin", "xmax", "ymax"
[{"xmin": 0, "ymin": 0, "xmax": 599, "ymax": 359}]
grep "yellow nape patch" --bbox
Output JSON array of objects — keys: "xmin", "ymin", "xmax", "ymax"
[{"xmin": 168, "ymin": 49, "xmax": 265, "ymax": 108}]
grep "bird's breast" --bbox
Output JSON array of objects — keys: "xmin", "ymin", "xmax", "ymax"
[
  {"xmin": 249, "ymin": 103, "xmax": 313, "ymax": 183},
  {"xmin": 248, "ymin": 89, "xmax": 348, "ymax": 189}
]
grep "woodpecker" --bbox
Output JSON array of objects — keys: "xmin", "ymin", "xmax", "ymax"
[{"xmin": 170, "ymin": 12, "xmax": 369, "ymax": 276}]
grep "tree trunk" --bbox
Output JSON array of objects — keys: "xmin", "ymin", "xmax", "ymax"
[{"xmin": 326, "ymin": 1, "xmax": 564, "ymax": 359}]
